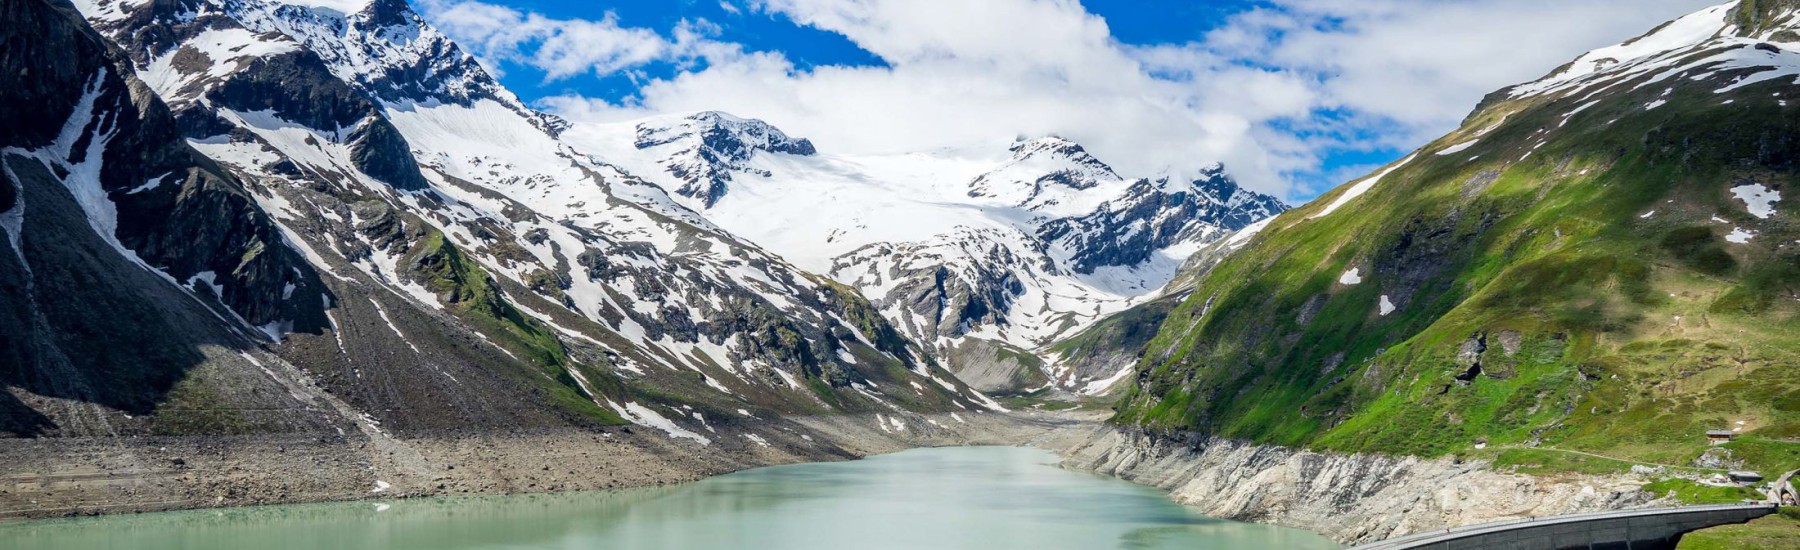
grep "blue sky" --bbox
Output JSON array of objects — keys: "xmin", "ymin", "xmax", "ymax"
[
  {"xmin": 418, "ymin": 0, "xmax": 1717, "ymax": 202},
  {"xmin": 459, "ymin": 0, "xmax": 1238, "ymax": 102},
  {"xmin": 453, "ymin": 0, "xmax": 885, "ymax": 101}
]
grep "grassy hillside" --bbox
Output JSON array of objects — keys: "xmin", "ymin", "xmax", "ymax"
[
  {"xmin": 1679, "ymin": 507, "xmax": 1800, "ymax": 550},
  {"xmin": 1113, "ymin": 25, "xmax": 1800, "ymax": 475}
]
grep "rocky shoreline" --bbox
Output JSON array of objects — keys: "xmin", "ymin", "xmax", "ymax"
[
  {"xmin": 0, "ymin": 411, "xmax": 1084, "ymax": 521},
  {"xmin": 2, "ymin": 411, "xmax": 1664, "ymax": 546},
  {"xmin": 1057, "ymin": 425, "xmax": 1659, "ymax": 545}
]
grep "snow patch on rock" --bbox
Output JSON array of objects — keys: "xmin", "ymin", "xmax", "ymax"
[
  {"xmin": 1312, "ymin": 155, "xmax": 1415, "ymax": 219},
  {"xmin": 1435, "ymin": 139, "xmax": 1479, "ymax": 156},
  {"xmin": 1731, "ymin": 183, "xmax": 1780, "ymax": 219},
  {"xmin": 608, "ymin": 400, "xmax": 712, "ymax": 445}
]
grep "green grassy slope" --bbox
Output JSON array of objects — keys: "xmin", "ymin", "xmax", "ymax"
[
  {"xmin": 1679, "ymin": 508, "xmax": 1800, "ymax": 550},
  {"xmin": 1113, "ymin": 17, "xmax": 1800, "ymax": 475}
]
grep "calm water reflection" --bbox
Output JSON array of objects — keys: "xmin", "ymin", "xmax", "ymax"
[{"xmin": 0, "ymin": 446, "xmax": 1340, "ymax": 549}]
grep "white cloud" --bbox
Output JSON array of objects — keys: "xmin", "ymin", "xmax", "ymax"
[
  {"xmin": 420, "ymin": 0, "xmax": 694, "ymax": 80},
  {"xmin": 1192, "ymin": 0, "xmax": 1718, "ymax": 157},
  {"xmin": 420, "ymin": 0, "xmax": 1720, "ymax": 201}
]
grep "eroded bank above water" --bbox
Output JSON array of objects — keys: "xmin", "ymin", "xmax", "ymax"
[
  {"xmin": 1059, "ymin": 427, "xmax": 1662, "ymax": 545},
  {"xmin": 0, "ymin": 411, "xmax": 1083, "ymax": 521}
]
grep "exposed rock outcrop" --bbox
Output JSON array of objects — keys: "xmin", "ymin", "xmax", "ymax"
[{"xmin": 1062, "ymin": 428, "xmax": 1657, "ymax": 545}]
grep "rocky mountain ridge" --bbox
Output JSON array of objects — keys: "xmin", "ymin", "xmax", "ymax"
[
  {"xmin": 564, "ymin": 114, "xmax": 1286, "ymax": 396},
  {"xmin": 2, "ymin": 0, "xmax": 1007, "ymax": 453}
]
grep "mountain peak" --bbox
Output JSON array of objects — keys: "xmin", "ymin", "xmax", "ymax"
[
  {"xmin": 635, "ymin": 111, "xmax": 817, "ymax": 156},
  {"xmin": 359, "ymin": 0, "xmax": 415, "ymax": 27},
  {"xmin": 280, "ymin": 0, "xmax": 374, "ymax": 15},
  {"xmin": 970, "ymin": 135, "xmax": 1122, "ymax": 205},
  {"xmin": 1006, "ymin": 135, "xmax": 1094, "ymax": 162},
  {"xmin": 632, "ymin": 111, "xmax": 816, "ymax": 207}
]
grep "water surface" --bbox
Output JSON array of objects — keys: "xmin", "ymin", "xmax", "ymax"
[{"xmin": 0, "ymin": 446, "xmax": 1340, "ymax": 549}]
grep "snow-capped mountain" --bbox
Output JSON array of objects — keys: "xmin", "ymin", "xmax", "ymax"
[
  {"xmin": 1498, "ymin": 1, "xmax": 1800, "ymax": 101},
  {"xmin": 633, "ymin": 111, "xmax": 818, "ymax": 207},
  {"xmin": 967, "ymin": 137, "xmax": 1121, "ymax": 208},
  {"xmin": 562, "ymin": 115, "xmax": 1287, "ymax": 394},
  {"xmin": 1040, "ymin": 164, "xmax": 1285, "ymax": 275},
  {"xmin": 10, "ymin": 0, "xmax": 1002, "ymax": 447}
]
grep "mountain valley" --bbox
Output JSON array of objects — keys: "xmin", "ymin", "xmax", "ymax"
[{"xmin": 1, "ymin": 0, "xmax": 1798, "ymax": 547}]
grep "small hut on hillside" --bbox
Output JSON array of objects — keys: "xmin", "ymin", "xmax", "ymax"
[{"xmin": 1706, "ymin": 430, "xmax": 1735, "ymax": 445}]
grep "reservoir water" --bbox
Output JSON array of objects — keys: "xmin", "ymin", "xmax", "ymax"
[{"xmin": 0, "ymin": 446, "xmax": 1340, "ymax": 549}]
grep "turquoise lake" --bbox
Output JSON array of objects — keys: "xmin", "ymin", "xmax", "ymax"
[{"xmin": 0, "ymin": 445, "xmax": 1341, "ymax": 549}]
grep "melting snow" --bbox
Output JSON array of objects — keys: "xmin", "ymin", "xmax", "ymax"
[
  {"xmin": 1379, "ymin": 295, "xmax": 1396, "ymax": 316},
  {"xmin": 1726, "ymin": 227, "xmax": 1755, "ymax": 244},
  {"xmin": 1080, "ymin": 364, "xmax": 1135, "ymax": 395},
  {"xmin": 126, "ymin": 174, "xmax": 169, "ymax": 195},
  {"xmin": 367, "ymin": 299, "xmax": 421, "ymax": 353},
  {"xmin": 701, "ymin": 375, "xmax": 736, "ymax": 396},
  {"xmin": 608, "ymin": 400, "xmax": 711, "ymax": 445},
  {"xmin": 1730, "ymin": 183, "xmax": 1780, "ymax": 218},
  {"xmin": 371, "ymin": 480, "xmax": 390, "ymax": 493},
  {"xmin": 1339, "ymin": 268, "xmax": 1363, "ymax": 285},
  {"xmin": 188, "ymin": 271, "xmax": 225, "ymax": 299},
  {"xmin": 324, "ymin": 310, "xmax": 348, "ymax": 354},
  {"xmin": 139, "ymin": 28, "xmax": 299, "ymax": 100},
  {"xmin": 1559, "ymin": 101, "xmax": 1601, "ymax": 127},
  {"xmin": 1312, "ymin": 155, "xmax": 1416, "ymax": 219},
  {"xmin": 1510, "ymin": 4, "xmax": 1733, "ymax": 98},
  {"xmin": 1435, "ymin": 139, "xmax": 1479, "ymax": 156},
  {"xmin": 772, "ymin": 368, "xmax": 802, "ymax": 390},
  {"xmin": 1224, "ymin": 217, "xmax": 1273, "ymax": 249},
  {"xmin": 257, "ymin": 320, "xmax": 291, "ymax": 343}
]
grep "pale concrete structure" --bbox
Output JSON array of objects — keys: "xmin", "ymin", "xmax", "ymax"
[{"xmin": 1348, "ymin": 503, "xmax": 1776, "ymax": 550}]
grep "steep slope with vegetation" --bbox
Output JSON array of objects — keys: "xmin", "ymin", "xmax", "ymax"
[{"xmin": 1113, "ymin": 0, "xmax": 1800, "ymax": 478}]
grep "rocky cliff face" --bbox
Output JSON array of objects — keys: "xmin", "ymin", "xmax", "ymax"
[
  {"xmin": 1039, "ymin": 166, "xmax": 1285, "ymax": 275},
  {"xmin": 1062, "ymin": 428, "xmax": 1658, "ymax": 545},
  {"xmin": 1, "ymin": 0, "xmax": 331, "ymax": 436}
]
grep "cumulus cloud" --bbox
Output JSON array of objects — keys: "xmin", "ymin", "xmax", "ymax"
[
  {"xmin": 1186, "ymin": 0, "xmax": 1718, "ymax": 159},
  {"xmin": 421, "ymin": 0, "xmax": 696, "ymax": 80},
  {"xmin": 419, "ymin": 0, "xmax": 1718, "ymax": 200}
]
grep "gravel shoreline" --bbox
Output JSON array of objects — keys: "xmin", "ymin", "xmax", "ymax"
[{"xmin": 0, "ymin": 410, "xmax": 1097, "ymax": 521}]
